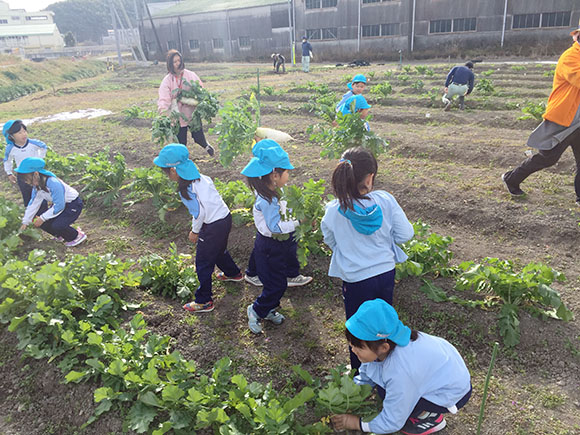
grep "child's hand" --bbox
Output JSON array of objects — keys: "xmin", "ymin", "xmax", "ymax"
[
  {"xmin": 20, "ymin": 224, "xmax": 27, "ymax": 231},
  {"xmin": 33, "ymin": 216, "xmax": 44, "ymax": 227},
  {"xmin": 331, "ymin": 414, "xmax": 361, "ymax": 431},
  {"xmin": 188, "ymin": 231, "xmax": 199, "ymax": 243},
  {"xmin": 8, "ymin": 174, "xmax": 17, "ymax": 184}
]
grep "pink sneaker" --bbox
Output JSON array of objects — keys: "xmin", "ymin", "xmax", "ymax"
[{"xmin": 65, "ymin": 230, "xmax": 87, "ymax": 247}]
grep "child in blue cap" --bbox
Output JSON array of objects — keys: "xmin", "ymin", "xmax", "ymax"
[
  {"xmin": 16, "ymin": 157, "xmax": 87, "ymax": 247},
  {"xmin": 154, "ymin": 143, "xmax": 243, "ymax": 313},
  {"xmin": 321, "ymin": 147, "xmax": 414, "ymax": 372},
  {"xmin": 336, "ymin": 74, "xmax": 367, "ymax": 112},
  {"xmin": 331, "ymin": 299, "xmax": 472, "ymax": 435},
  {"xmin": 3, "ymin": 120, "xmax": 48, "ymax": 210},
  {"xmin": 241, "ymin": 139, "xmax": 312, "ymax": 333}
]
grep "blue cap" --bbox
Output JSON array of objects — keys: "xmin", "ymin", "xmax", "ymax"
[
  {"xmin": 345, "ymin": 299, "xmax": 411, "ymax": 346},
  {"xmin": 347, "ymin": 74, "xmax": 367, "ymax": 90},
  {"xmin": 14, "ymin": 157, "xmax": 55, "ymax": 178},
  {"xmin": 340, "ymin": 95, "xmax": 372, "ymax": 115},
  {"xmin": 241, "ymin": 141, "xmax": 294, "ymax": 177},
  {"xmin": 154, "ymin": 143, "xmax": 200, "ymax": 181}
]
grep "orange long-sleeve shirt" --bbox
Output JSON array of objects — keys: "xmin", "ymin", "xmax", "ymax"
[{"xmin": 543, "ymin": 42, "xmax": 580, "ymax": 127}]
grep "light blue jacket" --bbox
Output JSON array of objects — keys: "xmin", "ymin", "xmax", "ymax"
[
  {"xmin": 22, "ymin": 176, "xmax": 79, "ymax": 225},
  {"xmin": 336, "ymin": 90, "xmax": 354, "ymax": 112},
  {"xmin": 253, "ymin": 195, "xmax": 298, "ymax": 237},
  {"xmin": 356, "ymin": 333, "xmax": 471, "ymax": 434},
  {"xmin": 321, "ymin": 190, "xmax": 413, "ymax": 282}
]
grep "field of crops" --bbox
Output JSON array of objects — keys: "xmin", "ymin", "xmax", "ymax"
[{"xmin": 0, "ymin": 57, "xmax": 579, "ymax": 435}]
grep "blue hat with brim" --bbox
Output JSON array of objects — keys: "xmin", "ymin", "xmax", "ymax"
[
  {"xmin": 345, "ymin": 299, "xmax": 411, "ymax": 346},
  {"xmin": 347, "ymin": 74, "xmax": 367, "ymax": 91},
  {"xmin": 154, "ymin": 143, "xmax": 200, "ymax": 181},
  {"xmin": 241, "ymin": 141, "xmax": 294, "ymax": 178},
  {"xmin": 14, "ymin": 157, "xmax": 55, "ymax": 178}
]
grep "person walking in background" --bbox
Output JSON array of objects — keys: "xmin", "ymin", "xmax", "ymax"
[
  {"xmin": 158, "ymin": 49, "xmax": 215, "ymax": 157},
  {"xmin": 442, "ymin": 61, "xmax": 474, "ymax": 111},
  {"xmin": 241, "ymin": 140, "xmax": 312, "ymax": 334},
  {"xmin": 502, "ymin": 25, "xmax": 580, "ymax": 203},
  {"xmin": 301, "ymin": 36, "xmax": 313, "ymax": 73},
  {"xmin": 271, "ymin": 53, "xmax": 286, "ymax": 73},
  {"xmin": 3, "ymin": 120, "xmax": 48, "ymax": 213},
  {"xmin": 321, "ymin": 147, "xmax": 414, "ymax": 372},
  {"xmin": 154, "ymin": 144, "xmax": 243, "ymax": 313},
  {"xmin": 17, "ymin": 157, "xmax": 87, "ymax": 247},
  {"xmin": 331, "ymin": 299, "xmax": 472, "ymax": 435}
]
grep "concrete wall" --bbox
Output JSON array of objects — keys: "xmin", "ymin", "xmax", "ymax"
[{"xmin": 142, "ymin": 0, "xmax": 580, "ymax": 61}]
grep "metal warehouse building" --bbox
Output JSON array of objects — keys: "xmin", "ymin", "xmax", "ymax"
[{"xmin": 140, "ymin": 0, "xmax": 580, "ymax": 61}]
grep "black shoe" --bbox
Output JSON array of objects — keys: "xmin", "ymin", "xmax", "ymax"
[
  {"xmin": 502, "ymin": 172, "xmax": 526, "ymax": 196},
  {"xmin": 205, "ymin": 144, "xmax": 215, "ymax": 157},
  {"xmin": 401, "ymin": 413, "xmax": 446, "ymax": 435},
  {"xmin": 576, "ymin": 198, "xmax": 580, "ymax": 206}
]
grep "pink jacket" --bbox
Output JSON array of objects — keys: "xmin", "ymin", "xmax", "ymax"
[{"xmin": 157, "ymin": 69, "xmax": 204, "ymax": 127}]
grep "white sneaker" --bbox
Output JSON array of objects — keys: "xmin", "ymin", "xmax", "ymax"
[
  {"xmin": 287, "ymin": 274, "xmax": 313, "ymax": 287},
  {"xmin": 244, "ymin": 274, "xmax": 263, "ymax": 286},
  {"xmin": 247, "ymin": 305, "xmax": 262, "ymax": 334},
  {"xmin": 65, "ymin": 230, "xmax": 87, "ymax": 247}
]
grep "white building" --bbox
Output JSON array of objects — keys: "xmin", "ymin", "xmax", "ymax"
[{"xmin": 0, "ymin": 0, "xmax": 64, "ymax": 53}]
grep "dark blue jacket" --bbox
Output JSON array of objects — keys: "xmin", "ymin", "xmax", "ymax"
[
  {"xmin": 445, "ymin": 66, "xmax": 474, "ymax": 94},
  {"xmin": 302, "ymin": 41, "xmax": 313, "ymax": 56}
]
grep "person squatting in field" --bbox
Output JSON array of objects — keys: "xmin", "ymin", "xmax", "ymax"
[
  {"xmin": 331, "ymin": 299, "xmax": 472, "ymax": 435},
  {"xmin": 3, "ymin": 120, "xmax": 49, "ymax": 212},
  {"xmin": 271, "ymin": 53, "xmax": 286, "ymax": 73},
  {"xmin": 502, "ymin": 24, "xmax": 580, "ymax": 204},
  {"xmin": 154, "ymin": 144, "xmax": 243, "ymax": 313},
  {"xmin": 442, "ymin": 61, "xmax": 475, "ymax": 111},
  {"xmin": 17, "ymin": 157, "xmax": 87, "ymax": 247},
  {"xmin": 321, "ymin": 147, "xmax": 414, "ymax": 372},
  {"xmin": 241, "ymin": 140, "xmax": 312, "ymax": 334},
  {"xmin": 243, "ymin": 139, "xmax": 315, "ymax": 290},
  {"xmin": 158, "ymin": 49, "xmax": 215, "ymax": 157}
]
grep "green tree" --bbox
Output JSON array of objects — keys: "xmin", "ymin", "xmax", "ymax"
[{"xmin": 64, "ymin": 31, "xmax": 76, "ymax": 47}]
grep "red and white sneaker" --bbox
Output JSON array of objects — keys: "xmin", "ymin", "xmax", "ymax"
[{"xmin": 400, "ymin": 413, "xmax": 446, "ymax": 435}]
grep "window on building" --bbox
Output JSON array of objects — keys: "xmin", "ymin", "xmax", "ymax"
[
  {"xmin": 321, "ymin": 0, "xmax": 337, "ymax": 7},
  {"xmin": 0, "ymin": 19, "xmax": 7, "ymax": 24},
  {"xmin": 513, "ymin": 13, "xmax": 540, "ymax": 29},
  {"xmin": 213, "ymin": 38, "xmax": 224, "ymax": 49},
  {"xmin": 321, "ymin": 27, "xmax": 337, "ymax": 39},
  {"xmin": 146, "ymin": 41, "xmax": 157, "ymax": 53},
  {"xmin": 363, "ymin": 0, "xmax": 382, "ymax": 3},
  {"xmin": 305, "ymin": 0, "xmax": 321, "ymax": 9},
  {"xmin": 306, "ymin": 28, "xmax": 321, "ymax": 40},
  {"xmin": 26, "ymin": 15, "xmax": 48, "ymax": 20},
  {"xmin": 362, "ymin": 24, "xmax": 380, "ymax": 37},
  {"xmin": 430, "ymin": 19, "xmax": 452, "ymax": 33},
  {"xmin": 541, "ymin": 11, "xmax": 571, "ymax": 28},
  {"xmin": 381, "ymin": 23, "xmax": 400, "ymax": 36},
  {"xmin": 188, "ymin": 39, "xmax": 199, "ymax": 50},
  {"xmin": 11, "ymin": 16, "xmax": 19, "ymax": 20},
  {"xmin": 167, "ymin": 40, "xmax": 177, "ymax": 50},
  {"xmin": 453, "ymin": 17, "xmax": 476, "ymax": 32},
  {"xmin": 239, "ymin": 36, "xmax": 251, "ymax": 48}
]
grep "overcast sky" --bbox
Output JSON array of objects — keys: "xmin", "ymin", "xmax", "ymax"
[{"xmin": 7, "ymin": 0, "xmax": 61, "ymax": 12}]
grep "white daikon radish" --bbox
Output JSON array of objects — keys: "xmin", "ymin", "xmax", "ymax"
[{"xmin": 255, "ymin": 127, "xmax": 294, "ymax": 143}]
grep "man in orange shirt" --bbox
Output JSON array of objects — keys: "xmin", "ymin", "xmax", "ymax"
[{"xmin": 502, "ymin": 23, "xmax": 580, "ymax": 204}]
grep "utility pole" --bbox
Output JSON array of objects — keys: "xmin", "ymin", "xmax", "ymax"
[
  {"xmin": 117, "ymin": 0, "xmax": 146, "ymax": 61},
  {"xmin": 110, "ymin": 0, "xmax": 123, "ymax": 65},
  {"xmin": 143, "ymin": 0, "xmax": 163, "ymax": 57}
]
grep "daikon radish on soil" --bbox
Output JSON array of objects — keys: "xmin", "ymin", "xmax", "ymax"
[{"xmin": 255, "ymin": 127, "xmax": 294, "ymax": 143}]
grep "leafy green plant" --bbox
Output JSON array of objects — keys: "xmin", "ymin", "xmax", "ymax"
[
  {"xmin": 122, "ymin": 105, "xmax": 156, "ymax": 120},
  {"xmin": 370, "ymin": 82, "xmax": 393, "ymax": 98},
  {"xmin": 518, "ymin": 101, "xmax": 546, "ymax": 121},
  {"xmin": 316, "ymin": 366, "xmax": 375, "ymax": 417},
  {"xmin": 475, "ymin": 78, "xmax": 495, "ymax": 95},
  {"xmin": 421, "ymin": 88, "xmax": 440, "ymax": 107},
  {"xmin": 0, "ymin": 198, "xmax": 41, "ymax": 261},
  {"xmin": 365, "ymin": 71, "xmax": 375, "ymax": 80},
  {"xmin": 282, "ymin": 179, "xmax": 331, "ymax": 267},
  {"xmin": 397, "ymin": 74, "xmax": 410, "ymax": 83},
  {"xmin": 151, "ymin": 114, "xmax": 180, "ymax": 146},
  {"xmin": 213, "ymin": 179, "xmax": 255, "ymax": 226},
  {"xmin": 124, "ymin": 167, "xmax": 182, "ymax": 221},
  {"xmin": 383, "ymin": 70, "xmax": 393, "ymax": 79},
  {"xmin": 511, "ymin": 65, "xmax": 526, "ymax": 71},
  {"xmin": 414, "ymin": 65, "xmax": 434, "ymax": 76},
  {"xmin": 455, "ymin": 258, "xmax": 572, "ymax": 347},
  {"xmin": 411, "ymin": 79, "xmax": 424, "ymax": 91},
  {"xmin": 176, "ymin": 79, "xmax": 220, "ymax": 131},
  {"xmin": 402, "ymin": 65, "xmax": 412, "ymax": 73},
  {"xmin": 543, "ymin": 69, "xmax": 555, "ymax": 78},
  {"xmin": 140, "ymin": 243, "xmax": 198, "ymax": 301},
  {"xmin": 396, "ymin": 220, "xmax": 455, "ymax": 280},
  {"xmin": 210, "ymin": 93, "xmax": 260, "ymax": 167},
  {"xmin": 481, "ymin": 69, "xmax": 495, "ymax": 77},
  {"xmin": 45, "ymin": 149, "xmax": 92, "ymax": 180},
  {"xmin": 80, "ymin": 152, "xmax": 130, "ymax": 207}
]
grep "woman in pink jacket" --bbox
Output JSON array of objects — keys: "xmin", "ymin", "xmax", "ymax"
[{"xmin": 158, "ymin": 49, "xmax": 214, "ymax": 156}]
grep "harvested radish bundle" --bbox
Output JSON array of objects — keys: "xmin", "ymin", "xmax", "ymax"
[{"xmin": 174, "ymin": 79, "xmax": 220, "ymax": 132}]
